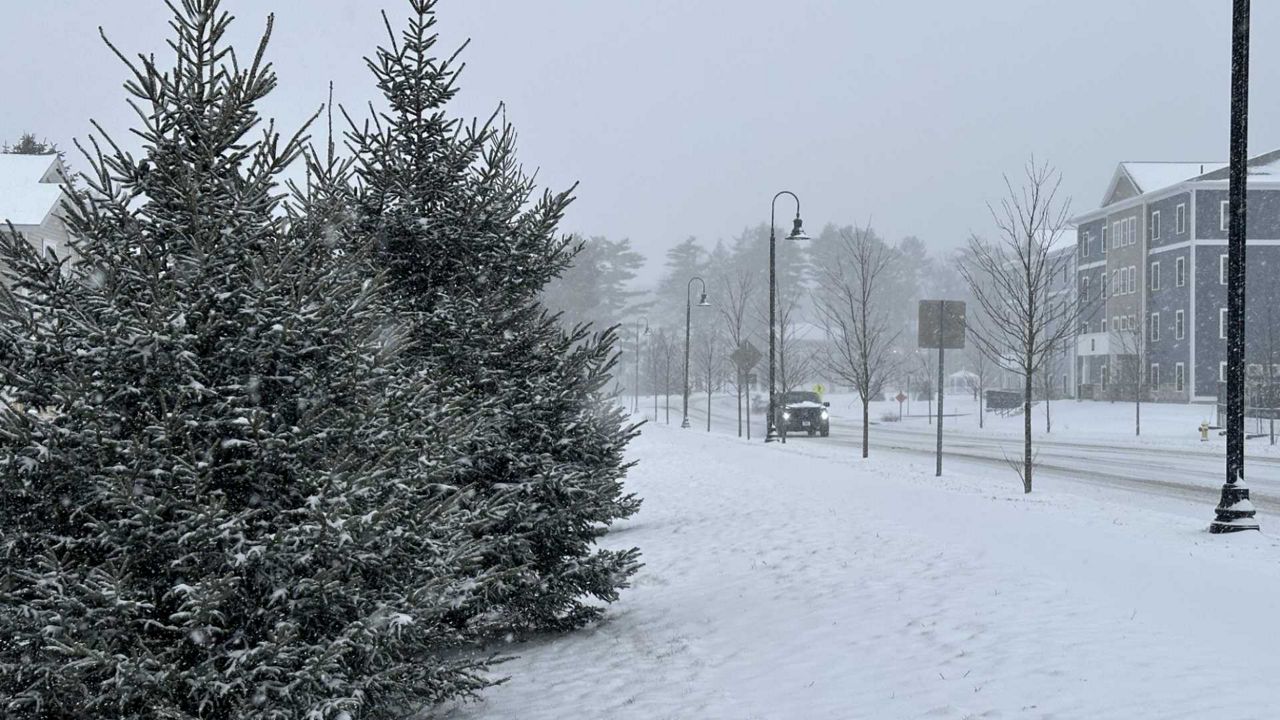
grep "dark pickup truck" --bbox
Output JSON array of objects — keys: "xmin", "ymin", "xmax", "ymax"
[{"xmin": 778, "ymin": 391, "xmax": 830, "ymax": 437}]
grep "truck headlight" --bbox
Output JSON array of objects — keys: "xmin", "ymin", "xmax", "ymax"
[
  {"xmin": 821, "ymin": 410, "xmax": 829, "ymax": 420},
  {"xmin": 782, "ymin": 411, "xmax": 791, "ymax": 420}
]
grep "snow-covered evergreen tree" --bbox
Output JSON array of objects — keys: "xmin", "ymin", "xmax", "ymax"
[
  {"xmin": 0, "ymin": 3, "xmax": 501, "ymax": 716},
  {"xmin": 346, "ymin": 0, "xmax": 641, "ymax": 634}
]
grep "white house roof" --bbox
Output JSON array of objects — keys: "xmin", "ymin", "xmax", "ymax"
[
  {"xmin": 1195, "ymin": 148, "xmax": 1280, "ymax": 181},
  {"xmin": 0, "ymin": 154, "xmax": 65, "ymax": 227},
  {"xmin": 1120, "ymin": 161, "xmax": 1225, "ymax": 195}
]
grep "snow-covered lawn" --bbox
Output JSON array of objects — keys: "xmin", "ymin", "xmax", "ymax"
[{"xmin": 444, "ymin": 420, "xmax": 1280, "ymax": 719}]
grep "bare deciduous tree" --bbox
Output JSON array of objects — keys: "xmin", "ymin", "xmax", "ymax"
[
  {"xmin": 647, "ymin": 329, "xmax": 678, "ymax": 424},
  {"xmin": 967, "ymin": 343, "xmax": 991, "ymax": 429},
  {"xmin": 776, "ymin": 285, "xmax": 814, "ymax": 398},
  {"xmin": 1039, "ymin": 342, "xmax": 1059, "ymax": 433},
  {"xmin": 915, "ymin": 349, "xmax": 937, "ymax": 425},
  {"xmin": 815, "ymin": 227, "xmax": 901, "ymax": 458},
  {"xmin": 693, "ymin": 323, "xmax": 724, "ymax": 432},
  {"xmin": 718, "ymin": 269, "xmax": 757, "ymax": 437},
  {"xmin": 958, "ymin": 158, "xmax": 1076, "ymax": 493},
  {"xmin": 1114, "ymin": 314, "xmax": 1151, "ymax": 436}
]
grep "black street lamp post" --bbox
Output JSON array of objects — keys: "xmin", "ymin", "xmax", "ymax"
[
  {"xmin": 1212, "ymin": 0, "xmax": 1260, "ymax": 533},
  {"xmin": 633, "ymin": 317, "xmax": 649, "ymax": 416},
  {"xmin": 682, "ymin": 277, "xmax": 711, "ymax": 429},
  {"xmin": 766, "ymin": 191, "xmax": 809, "ymax": 443}
]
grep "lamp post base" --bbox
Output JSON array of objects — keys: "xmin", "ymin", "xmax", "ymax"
[
  {"xmin": 1209, "ymin": 482, "xmax": 1260, "ymax": 534},
  {"xmin": 681, "ymin": 417, "xmax": 691, "ymax": 429}
]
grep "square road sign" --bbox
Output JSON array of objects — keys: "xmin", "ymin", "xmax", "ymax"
[{"xmin": 918, "ymin": 300, "xmax": 966, "ymax": 349}]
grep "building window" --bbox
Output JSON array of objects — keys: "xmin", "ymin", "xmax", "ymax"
[
  {"xmin": 1102, "ymin": 364, "xmax": 1110, "ymax": 387},
  {"xmin": 1220, "ymin": 308, "xmax": 1228, "ymax": 339},
  {"xmin": 1081, "ymin": 232, "xmax": 1090, "ymax": 258},
  {"xmin": 1151, "ymin": 363, "xmax": 1160, "ymax": 387},
  {"xmin": 1176, "ymin": 363, "xmax": 1185, "ymax": 392},
  {"xmin": 1101, "ymin": 225, "xmax": 1108, "ymax": 254},
  {"xmin": 1176, "ymin": 203, "xmax": 1186, "ymax": 234},
  {"xmin": 1101, "ymin": 273, "xmax": 1107, "ymax": 299},
  {"xmin": 1175, "ymin": 309, "xmax": 1185, "ymax": 340},
  {"xmin": 1081, "ymin": 276, "xmax": 1090, "ymax": 301},
  {"xmin": 1150, "ymin": 313, "xmax": 1160, "ymax": 342},
  {"xmin": 1128, "ymin": 217, "xmax": 1137, "ymax": 246},
  {"xmin": 1176, "ymin": 256, "xmax": 1186, "ymax": 287},
  {"xmin": 1111, "ymin": 270, "xmax": 1118, "ymax": 295},
  {"xmin": 1128, "ymin": 266, "xmax": 1137, "ymax": 294},
  {"xmin": 1151, "ymin": 210, "xmax": 1161, "ymax": 241},
  {"xmin": 1102, "ymin": 317, "xmax": 1108, "ymax": 332},
  {"xmin": 1112, "ymin": 221, "xmax": 1121, "ymax": 249},
  {"xmin": 1221, "ymin": 200, "xmax": 1231, "ymax": 231},
  {"xmin": 1221, "ymin": 361, "xmax": 1228, "ymax": 382},
  {"xmin": 1220, "ymin": 254, "xmax": 1228, "ymax": 285},
  {"xmin": 1129, "ymin": 314, "xmax": 1136, "ymax": 331},
  {"xmin": 1150, "ymin": 261, "xmax": 1160, "ymax": 291}
]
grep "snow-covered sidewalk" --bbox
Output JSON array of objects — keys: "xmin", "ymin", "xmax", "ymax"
[{"xmin": 444, "ymin": 423, "xmax": 1280, "ymax": 719}]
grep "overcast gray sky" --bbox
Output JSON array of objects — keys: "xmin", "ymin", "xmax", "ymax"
[{"xmin": 5, "ymin": 1, "xmax": 1280, "ymax": 283}]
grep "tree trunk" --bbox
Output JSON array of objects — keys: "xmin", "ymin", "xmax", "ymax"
[
  {"xmin": 1023, "ymin": 369, "xmax": 1033, "ymax": 493},
  {"xmin": 1136, "ymin": 390, "xmax": 1141, "ymax": 437},
  {"xmin": 736, "ymin": 382, "xmax": 742, "ymax": 437},
  {"xmin": 706, "ymin": 382, "xmax": 712, "ymax": 432},
  {"xmin": 978, "ymin": 385, "xmax": 984, "ymax": 429},
  {"xmin": 1044, "ymin": 389, "xmax": 1051, "ymax": 433},
  {"xmin": 861, "ymin": 398, "xmax": 870, "ymax": 459}
]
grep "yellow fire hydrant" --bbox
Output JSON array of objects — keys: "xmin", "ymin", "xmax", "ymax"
[{"xmin": 1200, "ymin": 421, "xmax": 1210, "ymax": 442}]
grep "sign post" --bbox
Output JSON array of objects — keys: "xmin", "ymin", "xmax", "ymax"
[
  {"xmin": 895, "ymin": 391, "xmax": 907, "ymax": 421},
  {"xmin": 731, "ymin": 341, "xmax": 764, "ymax": 441},
  {"xmin": 918, "ymin": 300, "xmax": 966, "ymax": 477}
]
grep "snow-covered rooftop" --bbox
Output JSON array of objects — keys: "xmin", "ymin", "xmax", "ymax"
[
  {"xmin": 0, "ymin": 154, "xmax": 65, "ymax": 227},
  {"xmin": 1121, "ymin": 161, "xmax": 1224, "ymax": 195}
]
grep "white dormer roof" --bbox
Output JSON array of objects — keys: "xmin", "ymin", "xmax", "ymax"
[{"xmin": 0, "ymin": 153, "xmax": 66, "ymax": 227}]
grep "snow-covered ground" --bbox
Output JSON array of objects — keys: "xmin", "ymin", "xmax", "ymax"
[{"xmin": 443, "ymin": 411, "xmax": 1280, "ymax": 719}]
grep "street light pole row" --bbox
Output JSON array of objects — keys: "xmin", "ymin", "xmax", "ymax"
[
  {"xmin": 682, "ymin": 277, "xmax": 710, "ymax": 429},
  {"xmin": 766, "ymin": 191, "xmax": 810, "ymax": 443},
  {"xmin": 1212, "ymin": 0, "xmax": 1259, "ymax": 533}
]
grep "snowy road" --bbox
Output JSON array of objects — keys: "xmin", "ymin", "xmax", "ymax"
[
  {"xmin": 690, "ymin": 396, "xmax": 1280, "ymax": 512},
  {"xmin": 837, "ymin": 424, "xmax": 1280, "ymax": 510}
]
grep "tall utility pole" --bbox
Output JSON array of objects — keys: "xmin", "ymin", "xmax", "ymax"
[
  {"xmin": 682, "ymin": 277, "xmax": 710, "ymax": 429},
  {"xmin": 766, "ymin": 191, "xmax": 809, "ymax": 443},
  {"xmin": 1212, "ymin": 0, "xmax": 1260, "ymax": 533}
]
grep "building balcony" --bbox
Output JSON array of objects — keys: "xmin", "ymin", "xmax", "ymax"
[{"xmin": 1077, "ymin": 332, "xmax": 1110, "ymax": 356}]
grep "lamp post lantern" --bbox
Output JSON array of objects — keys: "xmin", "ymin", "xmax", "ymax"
[
  {"xmin": 633, "ymin": 317, "xmax": 649, "ymax": 417},
  {"xmin": 1212, "ymin": 0, "xmax": 1260, "ymax": 533},
  {"xmin": 682, "ymin": 277, "xmax": 711, "ymax": 428},
  {"xmin": 766, "ymin": 191, "xmax": 809, "ymax": 443}
]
